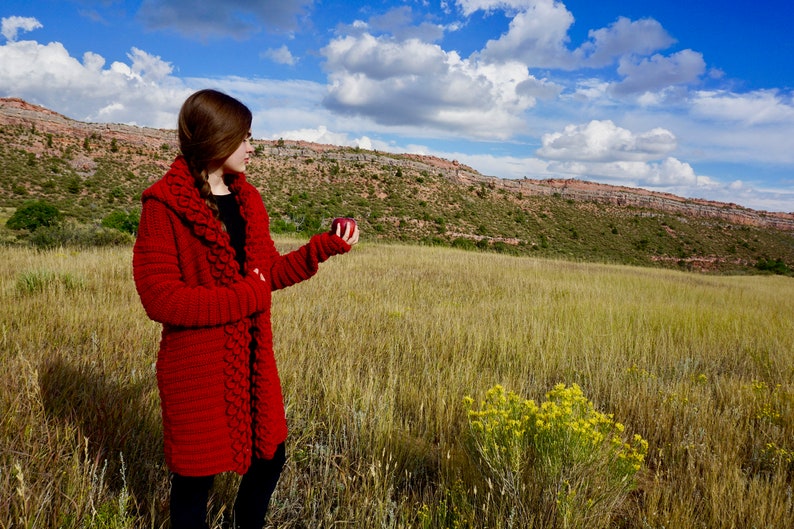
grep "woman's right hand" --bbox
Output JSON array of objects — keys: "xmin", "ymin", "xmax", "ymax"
[{"xmin": 336, "ymin": 223, "xmax": 360, "ymax": 246}]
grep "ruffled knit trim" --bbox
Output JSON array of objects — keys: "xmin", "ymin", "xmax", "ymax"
[
  {"xmin": 224, "ymin": 319, "xmax": 254, "ymax": 471},
  {"xmin": 229, "ymin": 175, "xmax": 289, "ymax": 458},
  {"xmin": 143, "ymin": 157, "xmax": 241, "ymax": 286}
]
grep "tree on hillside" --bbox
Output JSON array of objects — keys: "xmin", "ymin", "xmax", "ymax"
[
  {"xmin": 101, "ymin": 209, "xmax": 140, "ymax": 235},
  {"xmin": 6, "ymin": 201, "xmax": 62, "ymax": 232}
]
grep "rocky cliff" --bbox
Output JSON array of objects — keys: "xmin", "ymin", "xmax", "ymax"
[{"xmin": 2, "ymin": 96, "xmax": 792, "ymax": 232}]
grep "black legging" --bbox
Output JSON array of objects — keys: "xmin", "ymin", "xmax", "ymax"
[{"xmin": 169, "ymin": 443, "xmax": 286, "ymax": 529}]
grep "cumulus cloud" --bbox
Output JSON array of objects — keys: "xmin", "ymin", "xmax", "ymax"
[
  {"xmin": 0, "ymin": 38, "xmax": 190, "ymax": 127},
  {"xmin": 128, "ymin": 47, "xmax": 174, "ymax": 81},
  {"xmin": 321, "ymin": 32, "xmax": 551, "ymax": 138},
  {"xmin": 546, "ymin": 157, "xmax": 709, "ymax": 189},
  {"xmin": 324, "ymin": 34, "xmax": 449, "ymax": 81},
  {"xmin": 137, "ymin": 0, "xmax": 312, "ymax": 38},
  {"xmin": 529, "ymin": 120, "xmax": 715, "ymax": 191},
  {"xmin": 461, "ymin": 3, "xmax": 679, "ymax": 77},
  {"xmin": 475, "ymin": 0, "xmax": 576, "ymax": 69},
  {"xmin": 612, "ymin": 49, "xmax": 706, "ymax": 95},
  {"xmin": 570, "ymin": 78, "xmax": 610, "ymax": 101},
  {"xmin": 262, "ymin": 45, "xmax": 297, "ymax": 65},
  {"xmin": 537, "ymin": 120, "xmax": 677, "ymax": 162},
  {"xmin": 516, "ymin": 76, "xmax": 562, "ymax": 99},
  {"xmin": 368, "ymin": 6, "xmax": 446, "ymax": 42},
  {"xmin": 575, "ymin": 17, "xmax": 675, "ymax": 68},
  {"xmin": 1, "ymin": 16, "xmax": 43, "ymax": 41}
]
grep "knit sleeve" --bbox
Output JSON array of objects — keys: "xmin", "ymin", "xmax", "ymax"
[
  {"xmin": 238, "ymin": 185, "xmax": 351, "ymax": 291},
  {"xmin": 266, "ymin": 231, "xmax": 352, "ymax": 291},
  {"xmin": 133, "ymin": 199, "xmax": 271, "ymax": 328}
]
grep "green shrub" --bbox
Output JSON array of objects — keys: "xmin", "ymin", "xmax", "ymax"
[
  {"xmin": 65, "ymin": 176, "xmax": 82, "ymax": 194},
  {"xmin": 101, "ymin": 209, "xmax": 140, "ymax": 235},
  {"xmin": 269, "ymin": 217, "xmax": 296, "ymax": 233},
  {"xmin": 6, "ymin": 200, "xmax": 62, "ymax": 231},
  {"xmin": 451, "ymin": 237, "xmax": 475, "ymax": 251},
  {"xmin": 29, "ymin": 222, "xmax": 133, "ymax": 248},
  {"xmin": 756, "ymin": 258, "xmax": 790, "ymax": 275}
]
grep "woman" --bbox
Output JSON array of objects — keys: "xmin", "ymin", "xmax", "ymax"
[{"xmin": 133, "ymin": 89, "xmax": 359, "ymax": 529}]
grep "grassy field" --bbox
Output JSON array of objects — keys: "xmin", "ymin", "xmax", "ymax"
[{"xmin": 1, "ymin": 241, "xmax": 792, "ymax": 528}]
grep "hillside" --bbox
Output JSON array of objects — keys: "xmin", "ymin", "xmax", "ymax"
[{"xmin": 1, "ymin": 97, "xmax": 793, "ymax": 274}]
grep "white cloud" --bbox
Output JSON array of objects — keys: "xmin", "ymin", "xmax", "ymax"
[
  {"xmin": 475, "ymin": 0, "xmax": 576, "ymax": 69},
  {"xmin": 461, "ymin": 4, "xmax": 677, "ymax": 76},
  {"xmin": 368, "ymin": 6, "xmax": 446, "ymax": 42},
  {"xmin": 544, "ymin": 156, "xmax": 714, "ymax": 189},
  {"xmin": 612, "ymin": 49, "xmax": 705, "ymax": 95},
  {"xmin": 128, "ymin": 47, "xmax": 174, "ymax": 82},
  {"xmin": 526, "ymin": 119, "xmax": 723, "ymax": 195},
  {"xmin": 516, "ymin": 76, "xmax": 562, "ymax": 99},
  {"xmin": 324, "ymin": 34, "xmax": 449, "ymax": 80},
  {"xmin": 97, "ymin": 102, "xmax": 125, "ymax": 118},
  {"xmin": 455, "ymin": 152, "xmax": 554, "ymax": 179},
  {"xmin": 82, "ymin": 51, "xmax": 106, "ymax": 72},
  {"xmin": 1, "ymin": 16, "xmax": 42, "ymax": 41},
  {"xmin": 570, "ymin": 78, "xmax": 610, "ymax": 102},
  {"xmin": 0, "ymin": 39, "xmax": 189, "ymax": 127},
  {"xmin": 537, "ymin": 120, "xmax": 677, "ymax": 162},
  {"xmin": 455, "ymin": 0, "xmax": 539, "ymax": 17},
  {"xmin": 690, "ymin": 89, "xmax": 794, "ymax": 125},
  {"xmin": 273, "ymin": 125, "xmax": 377, "ymax": 150},
  {"xmin": 321, "ymin": 32, "xmax": 543, "ymax": 139},
  {"xmin": 575, "ymin": 17, "xmax": 675, "ymax": 68},
  {"xmin": 696, "ymin": 179, "xmax": 794, "ymax": 213},
  {"xmin": 262, "ymin": 45, "xmax": 297, "ymax": 65},
  {"xmin": 408, "ymin": 141, "xmax": 793, "ymax": 212}
]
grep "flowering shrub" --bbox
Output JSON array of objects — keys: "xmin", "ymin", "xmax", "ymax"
[
  {"xmin": 748, "ymin": 380, "xmax": 786, "ymax": 425},
  {"xmin": 464, "ymin": 384, "xmax": 648, "ymax": 529}
]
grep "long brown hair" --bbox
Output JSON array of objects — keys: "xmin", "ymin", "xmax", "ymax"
[{"xmin": 177, "ymin": 89, "xmax": 252, "ymax": 218}]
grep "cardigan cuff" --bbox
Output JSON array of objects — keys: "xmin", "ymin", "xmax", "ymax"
[
  {"xmin": 312, "ymin": 231, "xmax": 351, "ymax": 262},
  {"xmin": 243, "ymin": 272, "xmax": 271, "ymax": 313}
]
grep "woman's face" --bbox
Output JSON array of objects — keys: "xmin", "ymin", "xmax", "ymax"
[{"xmin": 221, "ymin": 132, "xmax": 254, "ymax": 174}]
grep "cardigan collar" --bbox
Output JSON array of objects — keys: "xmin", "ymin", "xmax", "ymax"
[{"xmin": 143, "ymin": 156, "xmax": 259, "ymax": 284}]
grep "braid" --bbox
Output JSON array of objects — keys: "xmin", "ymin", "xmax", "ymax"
[
  {"xmin": 197, "ymin": 170, "xmax": 221, "ymax": 221},
  {"xmin": 186, "ymin": 158, "xmax": 222, "ymax": 224}
]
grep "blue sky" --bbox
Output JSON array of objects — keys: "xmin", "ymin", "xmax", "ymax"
[{"xmin": 1, "ymin": 0, "xmax": 793, "ymax": 213}]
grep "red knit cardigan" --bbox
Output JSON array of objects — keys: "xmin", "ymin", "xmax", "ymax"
[{"xmin": 133, "ymin": 156, "xmax": 350, "ymax": 476}]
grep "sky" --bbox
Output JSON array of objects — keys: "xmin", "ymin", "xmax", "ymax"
[{"xmin": 1, "ymin": 1, "xmax": 793, "ymax": 213}]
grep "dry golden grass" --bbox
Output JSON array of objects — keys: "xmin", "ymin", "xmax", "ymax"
[{"xmin": 1, "ymin": 241, "xmax": 792, "ymax": 528}]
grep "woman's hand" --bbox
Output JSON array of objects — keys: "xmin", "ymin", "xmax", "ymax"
[
  {"xmin": 252, "ymin": 268, "xmax": 266, "ymax": 281},
  {"xmin": 334, "ymin": 222, "xmax": 360, "ymax": 246}
]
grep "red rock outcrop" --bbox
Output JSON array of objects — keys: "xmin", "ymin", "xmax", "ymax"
[{"xmin": 2, "ymin": 97, "xmax": 792, "ymax": 231}]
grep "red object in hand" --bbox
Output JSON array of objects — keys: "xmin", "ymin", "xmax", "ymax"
[{"xmin": 331, "ymin": 217, "xmax": 356, "ymax": 235}]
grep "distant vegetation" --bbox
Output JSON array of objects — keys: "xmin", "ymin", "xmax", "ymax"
[
  {"xmin": 6, "ymin": 200, "xmax": 62, "ymax": 231},
  {"xmin": 0, "ymin": 110, "xmax": 792, "ymax": 275}
]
